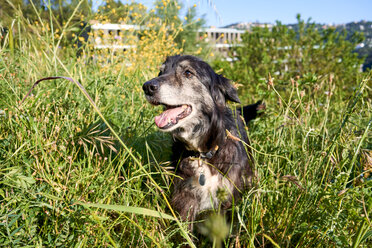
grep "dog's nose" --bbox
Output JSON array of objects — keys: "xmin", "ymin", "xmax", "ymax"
[{"xmin": 142, "ymin": 80, "xmax": 159, "ymax": 96}]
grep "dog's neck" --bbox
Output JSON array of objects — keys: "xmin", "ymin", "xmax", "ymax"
[
  {"xmin": 173, "ymin": 125, "xmax": 226, "ymax": 157},
  {"xmin": 172, "ymin": 107, "xmax": 232, "ymax": 153},
  {"xmin": 172, "ymin": 132, "xmax": 206, "ymax": 152},
  {"xmin": 173, "ymin": 127, "xmax": 223, "ymax": 153},
  {"xmin": 171, "ymin": 120, "xmax": 208, "ymax": 152}
]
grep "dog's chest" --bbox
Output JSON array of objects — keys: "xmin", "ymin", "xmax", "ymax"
[{"xmin": 184, "ymin": 159, "xmax": 233, "ymax": 211}]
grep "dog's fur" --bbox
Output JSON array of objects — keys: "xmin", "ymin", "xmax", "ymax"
[{"xmin": 143, "ymin": 55, "xmax": 262, "ymax": 229}]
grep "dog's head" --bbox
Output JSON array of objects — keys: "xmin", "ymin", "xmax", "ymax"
[{"xmin": 143, "ymin": 55, "xmax": 240, "ymax": 151}]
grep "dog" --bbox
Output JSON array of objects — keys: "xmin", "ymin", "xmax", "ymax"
[{"xmin": 143, "ymin": 55, "xmax": 263, "ymax": 230}]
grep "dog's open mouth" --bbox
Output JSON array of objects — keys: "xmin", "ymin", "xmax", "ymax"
[{"xmin": 154, "ymin": 104, "xmax": 192, "ymax": 129}]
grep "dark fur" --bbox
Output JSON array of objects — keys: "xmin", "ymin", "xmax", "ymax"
[{"xmin": 143, "ymin": 55, "xmax": 263, "ymax": 230}]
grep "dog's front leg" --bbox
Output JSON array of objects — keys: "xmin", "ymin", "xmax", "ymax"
[
  {"xmin": 171, "ymin": 188, "xmax": 199, "ymax": 231},
  {"xmin": 171, "ymin": 158, "xmax": 201, "ymax": 231}
]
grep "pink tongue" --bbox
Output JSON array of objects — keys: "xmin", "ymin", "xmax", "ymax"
[{"xmin": 154, "ymin": 106, "xmax": 185, "ymax": 128}]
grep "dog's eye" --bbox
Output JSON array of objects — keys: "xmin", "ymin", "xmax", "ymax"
[{"xmin": 184, "ymin": 70, "xmax": 193, "ymax": 78}]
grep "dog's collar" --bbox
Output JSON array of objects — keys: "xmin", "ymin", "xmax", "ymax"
[
  {"xmin": 199, "ymin": 145, "xmax": 219, "ymax": 160},
  {"xmin": 194, "ymin": 130, "xmax": 240, "ymax": 159}
]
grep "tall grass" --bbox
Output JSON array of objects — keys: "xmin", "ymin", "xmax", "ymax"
[{"xmin": 0, "ymin": 1, "xmax": 371, "ymax": 247}]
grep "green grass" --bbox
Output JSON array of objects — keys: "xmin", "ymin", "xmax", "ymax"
[{"xmin": 0, "ymin": 17, "xmax": 371, "ymax": 248}]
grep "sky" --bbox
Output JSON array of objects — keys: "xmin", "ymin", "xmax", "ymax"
[
  {"xmin": 114, "ymin": 0, "xmax": 372, "ymax": 27},
  {"xmin": 94, "ymin": 0, "xmax": 372, "ymax": 27},
  {"xmin": 195, "ymin": 0, "xmax": 372, "ymax": 26}
]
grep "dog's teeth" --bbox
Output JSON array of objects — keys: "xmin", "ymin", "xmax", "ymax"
[{"xmin": 182, "ymin": 105, "xmax": 187, "ymax": 109}]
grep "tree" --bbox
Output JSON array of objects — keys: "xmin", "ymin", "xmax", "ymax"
[
  {"xmin": 0, "ymin": 0, "xmax": 26, "ymax": 27},
  {"xmin": 214, "ymin": 15, "xmax": 364, "ymax": 94},
  {"xmin": 0, "ymin": 0, "xmax": 92, "ymax": 28},
  {"xmin": 154, "ymin": 0, "xmax": 182, "ymax": 26},
  {"xmin": 154, "ymin": 0, "xmax": 208, "ymax": 55},
  {"xmin": 96, "ymin": 0, "xmax": 147, "ymax": 23},
  {"xmin": 178, "ymin": 5, "xmax": 207, "ymax": 55}
]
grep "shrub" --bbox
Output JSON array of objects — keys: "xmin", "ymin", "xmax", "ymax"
[{"xmin": 214, "ymin": 15, "xmax": 365, "ymax": 97}]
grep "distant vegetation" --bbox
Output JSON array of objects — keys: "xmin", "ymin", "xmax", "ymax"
[
  {"xmin": 226, "ymin": 18, "xmax": 372, "ymax": 71},
  {"xmin": 0, "ymin": 1, "xmax": 371, "ymax": 247},
  {"xmin": 340, "ymin": 21, "xmax": 372, "ymax": 70},
  {"xmin": 288, "ymin": 20, "xmax": 372, "ymax": 71},
  {"xmin": 214, "ymin": 15, "xmax": 365, "ymax": 97}
]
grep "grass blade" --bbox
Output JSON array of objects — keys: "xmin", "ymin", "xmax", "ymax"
[{"xmin": 78, "ymin": 202, "xmax": 175, "ymax": 220}]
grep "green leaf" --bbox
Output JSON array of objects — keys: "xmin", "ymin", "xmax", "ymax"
[{"xmin": 77, "ymin": 202, "xmax": 175, "ymax": 221}]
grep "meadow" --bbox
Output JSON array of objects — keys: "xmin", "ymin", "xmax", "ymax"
[{"xmin": 0, "ymin": 3, "xmax": 371, "ymax": 247}]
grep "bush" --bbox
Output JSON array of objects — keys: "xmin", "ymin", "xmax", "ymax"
[{"xmin": 214, "ymin": 15, "xmax": 365, "ymax": 97}]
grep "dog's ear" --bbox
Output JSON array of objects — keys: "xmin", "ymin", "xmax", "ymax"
[{"xmin": 215, "ymin": 74, "xmax": 240, "ymax": 104}]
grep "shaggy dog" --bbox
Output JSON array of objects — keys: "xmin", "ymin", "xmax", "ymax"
[{"xmin": 143, "ymin": 55, "xmax": 263, "ymax": 230}]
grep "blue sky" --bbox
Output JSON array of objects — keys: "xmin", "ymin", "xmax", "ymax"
[
  {"xmin": 95, "ymin": 0, "xmax": 372, "ymax": 26},
  {"xmin": 195, "ymin": 0, "xmax": 372, "ymax": 26}
]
